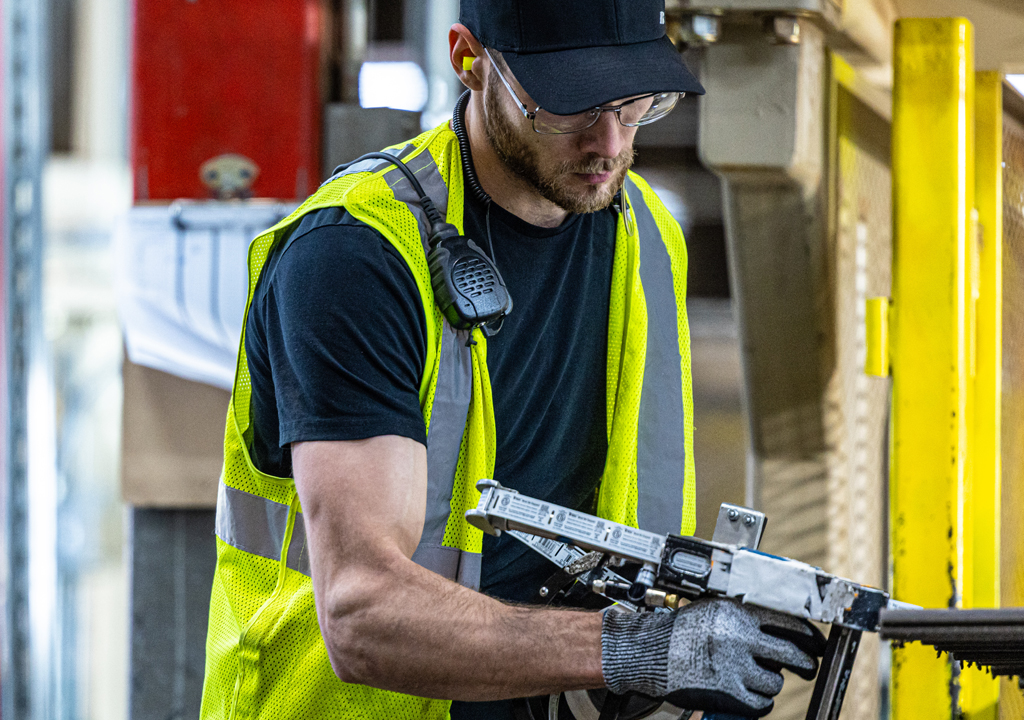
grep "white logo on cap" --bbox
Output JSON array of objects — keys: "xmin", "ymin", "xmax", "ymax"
[{"xmin": 660, "ymin": 11, "xmax": 665, "ymax": 24}]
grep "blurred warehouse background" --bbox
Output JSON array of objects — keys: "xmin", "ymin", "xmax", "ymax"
[{"xmin": 0, "ymin": 0, "xmax": 1023, "ymax": 719}]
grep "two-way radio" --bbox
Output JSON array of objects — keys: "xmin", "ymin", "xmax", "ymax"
[{"xmin": 330, "ymin": 92, "xmax": 510, "ymax": 333}]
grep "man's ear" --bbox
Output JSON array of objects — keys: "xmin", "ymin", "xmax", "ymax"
[{"xmin": 449, "ymin": 23, "xmax": 485, "ymax": 92}]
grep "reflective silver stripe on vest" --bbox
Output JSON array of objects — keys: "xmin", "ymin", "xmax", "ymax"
[
  {"xmin": 421, "ymin": 324, "xmax": 473, "ymax": 546},
  {"xmin": 383, "ymin": 150, "xmax": 449, "ymax": 249},
  {"xmin": 414, "ymin": 321, "xmax": 479, "ymax": 588},
  {"xmin": 628, "ymin": 176, "xmax": 688, "ymax": 536},
  {"xmin": 215, "ymin": 479, "xmax": 480, "ymax": 587},
  {"xmin": 320, "ymin": 143, "xmax": 417, "ymax": 186},
  {"xmin": 216, "ymin": 482, "xmax": 311, "ymax": 576},
  {"xmin": 235, "ymin": 143, "xmax": 478, "ymax": 587},
  {"xmin": 411, "ymin": 544, "xmax": 482, "ymax": 591},
  {"xmin": 321, "ymin": 140, "xmax": 449, "ymax": 252},
  {"xmin": 381, "ymin": 148, "xmax": 477, "ymax": 586}
]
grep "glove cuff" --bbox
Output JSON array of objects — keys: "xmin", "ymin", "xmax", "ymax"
[{"xmin": 601, "ymin": 609, "xmax": 674, "ymax": 697}]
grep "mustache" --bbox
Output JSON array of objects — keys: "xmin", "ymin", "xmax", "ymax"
[{"xmin": 559, "ymin": 148, "xmax": 636, "ymax": 175}]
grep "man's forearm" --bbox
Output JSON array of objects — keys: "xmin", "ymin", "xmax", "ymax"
[{"xmin": 318, "ymin": 552, "xmax": 605, "ymax": 701}]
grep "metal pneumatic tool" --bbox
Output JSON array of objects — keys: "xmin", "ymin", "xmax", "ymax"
[{"xmin": 465, "ymin": 480, "xmax": 918, "ymax": 720}]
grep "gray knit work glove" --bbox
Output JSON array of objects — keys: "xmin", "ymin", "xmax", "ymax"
[{"xmin": 601, "ymin": 597, "xmax": 827, "ymax": 718}]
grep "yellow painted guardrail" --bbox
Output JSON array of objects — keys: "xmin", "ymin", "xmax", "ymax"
[
  {"xmin": 890, "ymin": 17, "xmax": 973, "ymax": 719},
  {"xmin": 960, "ymin": 70, "xmax": 1002, "ymax": 720},
  {"xmin": 886, "ymin": 19, "xmax": 1004, "ymax": 719}
]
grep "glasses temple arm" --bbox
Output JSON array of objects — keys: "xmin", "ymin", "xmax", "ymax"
[{"xmin": 482, "ymin": 48, "xmax": 536, "ymax": 119}]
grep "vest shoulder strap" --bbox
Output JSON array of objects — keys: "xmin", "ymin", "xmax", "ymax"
[{"xmin": 626, "ymin": 173, "xmax": 697, "ymax": 537}]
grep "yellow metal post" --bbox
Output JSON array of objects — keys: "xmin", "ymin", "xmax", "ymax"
[
  {"xmin": 970, "ymin": 72, "xmax": 1002, "ymax": 614},
  {"xmin": 890, "ymin": 18, "xmax": 974, "ymax": 719},
  {"xmin": 961, "ymin": 71, "xmax": 1004, "ymax": 720},
  {"xmin": 970, "ymin": 73, "xmax": 1002, "ymax": 612}
]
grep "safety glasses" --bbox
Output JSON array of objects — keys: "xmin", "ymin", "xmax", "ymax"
[{"xmin": 483, "ymin": 48, "xmax": 681, "ymax": 135}]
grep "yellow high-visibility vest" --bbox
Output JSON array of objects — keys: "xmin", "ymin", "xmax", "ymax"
[{"xmin": 200, "ymin": 120, "xmax": 697, "ymax": 720}]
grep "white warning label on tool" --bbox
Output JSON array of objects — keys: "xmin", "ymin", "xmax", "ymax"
[{"xmin": 488, "ymin": 489, "xmax": 664, "ymax": 564}]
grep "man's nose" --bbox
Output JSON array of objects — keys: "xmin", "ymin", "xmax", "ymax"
[{"xmin": 578, "ymin": 110, "xmax": 630, "ymax": 159}]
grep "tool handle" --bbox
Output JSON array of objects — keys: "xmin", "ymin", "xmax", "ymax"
[{"xmin": 805, "ymin": 625, "xmax": 862, "ymax": 720}]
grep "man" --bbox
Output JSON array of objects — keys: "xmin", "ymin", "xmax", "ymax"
[{"xmin": 200, "ymin": 1, "xmax": 825, "ymax": 718}]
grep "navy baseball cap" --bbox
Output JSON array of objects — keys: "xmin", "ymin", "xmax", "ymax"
[{"xmin": 459, "ymin": 0, "xmax": 705, "ymax": 115}]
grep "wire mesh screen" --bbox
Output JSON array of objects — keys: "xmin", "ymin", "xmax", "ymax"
[
  {"xmin": 763, "ymin": 80, "xmax": 893, "ymax": 720},
  {"xmin": 1000, "ymin": 105, "xmax": 1024, "ymax": 720},
  {"xmin": 823, "ymin": 84, "xmax": 892, "ymax": 720}
]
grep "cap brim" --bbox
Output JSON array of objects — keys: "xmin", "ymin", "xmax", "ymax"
[{"xmin": 502, "ymin": 35, "xmax": 705, "ymax": 116}]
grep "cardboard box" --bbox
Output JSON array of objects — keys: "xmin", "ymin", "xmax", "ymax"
[{"xmin": 121, "ymin": 355, "xmax": 230, "ymax": 508}]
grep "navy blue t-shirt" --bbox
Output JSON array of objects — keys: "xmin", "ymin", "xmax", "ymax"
[{"xmin": 246, "ymin": 185, "xmax": 616, "ymax": 718}]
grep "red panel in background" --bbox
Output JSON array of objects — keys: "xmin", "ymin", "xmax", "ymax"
[{"xmin": 131, "ymin": 0, "xmax": 322, "ymax": 201}]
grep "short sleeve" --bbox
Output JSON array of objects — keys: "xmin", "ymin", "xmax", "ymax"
[{"xmin": 245, "ymin": 209, "xmax": 428, "ymax": 476}]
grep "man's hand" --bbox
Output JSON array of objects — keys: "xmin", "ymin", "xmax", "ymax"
[{"xmin": 601, "ymin": 597, "xmax": 827, "ymax": 717}]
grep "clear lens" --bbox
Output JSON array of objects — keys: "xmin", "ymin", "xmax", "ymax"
[
  {"xmin": 531, "ymin": 92, "xmax": 681, "ymax": 135},
  {"xmin": 624, "ymin": 92, "xmax": 680, "ymax": 126},
  {"xmin": 532, "ymin": 108, "xmax": 597, "ymax": 134}
]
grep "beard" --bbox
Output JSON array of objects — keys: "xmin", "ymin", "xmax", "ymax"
[{"xmin": 483, "ymin": 71, "xmax": 635, "ymax": 215}]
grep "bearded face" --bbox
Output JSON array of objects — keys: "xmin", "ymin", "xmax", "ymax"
[{"xmin": 483, "ymin": 64, "xmax": 636, "ymax": 215}]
